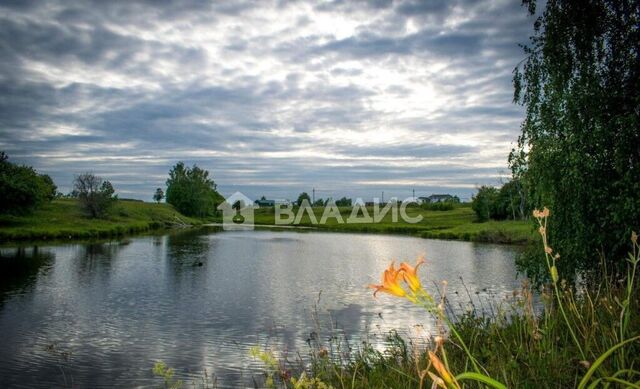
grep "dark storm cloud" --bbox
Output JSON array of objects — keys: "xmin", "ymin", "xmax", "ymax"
[{"xmin": 0, "ymin": 0, "xmax": 535, "ymax": 200}]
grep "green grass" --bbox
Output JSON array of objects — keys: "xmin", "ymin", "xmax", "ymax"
[
  {"xmin": 244, "ymin": 205, "xmax": 534, "ymax": 244},
  {"xmin": 0, "ymin": 199, "xmax": 202, "ymax": 242},
  {"xmin": 1, "ymin": 201, "xmax": 533, "ymax": 245}
]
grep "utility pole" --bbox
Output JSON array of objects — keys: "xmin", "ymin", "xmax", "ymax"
[
  {"xmin": 412, "ymin": 188, "xmax": 415, "ymax": 201},
  {"xmin": 382, "ymin": 191, "xmax": 384, "ymax": 203},
  {"xmin": 312, "ymin": 187, "xmax": 315, "ymax": 204}
]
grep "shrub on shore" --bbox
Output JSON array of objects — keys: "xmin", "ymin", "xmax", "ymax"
[
  {"xmin": 165, "ymin": 162, "xmax": 223, "ymax": 218},
  {"xmin": 73, "ymin": 173, "xmax": 117, "ymax": 218},
  {"xmin": 0, "ymin": 152, "xmax": 57, "ymax": 215}
]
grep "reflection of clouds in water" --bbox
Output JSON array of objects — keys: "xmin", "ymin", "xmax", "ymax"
[{"xmin": 0, "ymin": 229, "xmax": 519, "ymax": 388}]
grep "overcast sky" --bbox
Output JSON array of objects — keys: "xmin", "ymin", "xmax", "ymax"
[{"xmin": 0, "ymin": 0, "xmax": 535, "ymax": 201}]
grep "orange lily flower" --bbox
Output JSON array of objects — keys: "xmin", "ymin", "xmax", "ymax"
[
  {"xmin": 368, "ymin": 261, "xmax": 407, "ymax": 298},
  {"xmin": 400, "ymin": 257, "xmax": 425, "ymax": 292}
]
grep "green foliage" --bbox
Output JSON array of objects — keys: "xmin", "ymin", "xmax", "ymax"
[
  {"xmin": 38, "ymin": 174, "xmax": 57, "ymax": 201},
  {"xmin": 165, "ymin": 162, "xmax": 223, "ymax": 217},
  {"xmin": 492, "ymin": 179, "xmax": 526, "ymax": 220},
  {"xmin": 334, "ymin": 197, "xmax": 352, "ymax": 207},
  {"xmin": 0, "ymin": 152, "xmax": 57, "ymax": 214},
  {"xmin": 73, "ymin": 172, "xmax": 117, "ymax": 218},
  {"xmin": 421, "ymin": 200, "xmax": 456, "ymax": 211},
  {"xmin": 471, "ymin": 186, "xmax": 499, "ymax": 222},
  {"xmin": 511, "ymin": 0, "xmax": 640, "ymax": 276},
  {"xmin": 472, "ymin": 181, "xmax": 528, "ymax": 222},
  {"xmin": 153, "ymin": 188, "xmax": 164, "ymax": 203},
  {"xmin": 249, "ymin": 346, "xmax": 283, "ymax": 388},
  {"xmin": 152, "ymin": 361, "xmax": 183, "ymax": 389},
  {"xmin": 290, "ymin": 372, "xmax": 333, "ymax": 389},
  {"xmin": 296, "ymin": 192, "xmax": 311, "ymax": 206}
]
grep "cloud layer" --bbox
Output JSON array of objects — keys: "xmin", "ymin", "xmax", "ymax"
[{"xmin": 0, "ymin": 0, "xmax": 534, "ymax": 201}]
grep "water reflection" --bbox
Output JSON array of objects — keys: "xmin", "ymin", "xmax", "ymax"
[
  {"xmin": 0, "ymin": 229, "xmax": 520, "ymax": 388},
  {"xmin": 0, "ymin": 247, "xmax": 54, "ymax": 305}
]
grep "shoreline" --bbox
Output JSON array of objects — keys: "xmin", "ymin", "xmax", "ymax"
[
  {"xmin": 0, "ymin": 199, "xmax": 202, "ymax": 245},
  {"xmin": 0, "ymin": 224, "xmax": 532, "ymax": 247},
  {"xmin": 1, "ymin": 201, "xmax": 535, "ymax": 247}
]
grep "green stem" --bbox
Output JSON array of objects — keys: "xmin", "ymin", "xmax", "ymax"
[
  {"xmin": 540, "ymin": 219, "xmax": 586, "ymax": 359},
  {"xmin": 415, "ymin": 295, "xmax": 483, "ymax": 374}
]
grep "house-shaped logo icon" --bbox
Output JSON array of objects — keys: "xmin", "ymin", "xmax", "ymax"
[{"xmin": 217, "ymin": 191, "xmax": 255, "ymax": 230}]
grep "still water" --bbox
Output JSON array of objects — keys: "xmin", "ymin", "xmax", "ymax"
[{"xmin": 0, "ymin": 228, "xmax": 521, "ymax": 388}]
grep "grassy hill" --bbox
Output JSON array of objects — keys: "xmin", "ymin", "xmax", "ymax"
[{"xmin": 0, "ymin": 199, "xmax": 202, "ymax": 242}]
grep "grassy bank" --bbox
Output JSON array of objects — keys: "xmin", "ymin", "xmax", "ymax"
[
  {"xmin": 1, "ymin": 201, "xmax": 534, "ymax": 245},
  {"xmin": 247, "ymin": 205, "xmax": 534, "ymax": 244},
  {"xmin": 246, "ymin": 222, "xmax": 640, "ymax": 389},
  {"xmin": 0, "ymin": 199, "xmax": 202, "ymax": 242}
]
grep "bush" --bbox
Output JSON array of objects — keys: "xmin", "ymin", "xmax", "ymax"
[
  {"xmin": 471, "ymin": 186, "xmax": 498, "ymax": 222},
  {"xmin": 73, "ymin": 173, "xmax": 117, "ymax": 218},
  {"xmin": 421, "ymin": 201, "xmax": 455, "ymax": 211},
  {"xmin": 0, "ymin": 152, "xmax": 57, "ymax": 214},
  {"xmin": 165, "ymin": 162, "xmax": 223, "ymax": 217},
  {"xmin": 472, "ymin": 182, "xmax": 527, "ymax": 222}
]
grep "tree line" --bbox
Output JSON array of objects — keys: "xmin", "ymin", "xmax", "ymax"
[
  {"xmin": 471, "ymin": 179, "xmax": 527, "ymax": 222},
  {"xmin": 0, "ymin": 154, "xmax": 223, "ymax": 220},
  {"xmin": 293, "ymin": 192, "xmax": 352, "ymax": 207}
]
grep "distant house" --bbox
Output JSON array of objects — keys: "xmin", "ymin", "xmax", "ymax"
[
  {"xmin": 254, "ymin": 199, "xmax": 275, "ymax": 207},
  {"xmin": 423, "ymin": 194, "xmax": 458, "ymax": 203},
  {"xmin": 274, "ymin": 199, "xmax": 291, "ymax": 206}
]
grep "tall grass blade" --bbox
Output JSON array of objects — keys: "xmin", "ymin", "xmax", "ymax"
[
  {"xmin": 577, "ymin": 335, "xmax": 640, "ymax": 389},
  {"xmin": 454, "ymin": 372, "xmax": 507, "ymax": 389}
]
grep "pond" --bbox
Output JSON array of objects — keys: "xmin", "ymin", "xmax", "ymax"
[{"xmin": 0, "ymin": 228, "xmax": 522, "ymax": 388}]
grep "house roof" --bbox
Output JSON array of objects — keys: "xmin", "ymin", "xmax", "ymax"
[
  {"xmin": 429, "ymin": 194, "xmax": 453, "ymax": 199},
  {"xmin": 254, "ymin": 199, "xmax": 275, "ymax": 204}
]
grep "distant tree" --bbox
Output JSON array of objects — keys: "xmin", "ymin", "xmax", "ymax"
[
  {"xmin": 0, "ymin": 152, "xmax": 57, "ymax": 214},
  {"xmin": 471, "ymin": 186, "xmax": 499, "ymax": 222},
  {"xmin": 165, "ymin": 162, "xmax": 223, "ymax": 217},
  {"xmin": 335, "ymin": 197, "xmax": 352, "ymax": 207},
  {"xmin": 511, "ymin": 0, "xmax": 640, "ymax": 275},
  {"xmin": 260, "ymin": 195, "xmax": 266, "ymax": 201},
  {"xmin": 313, "ymin": 198, "xmax": 325, "ymax": 207},
  {"xmin": 153, "ymin": 188, "xmax": 164, "ymax": 203},
  {"xmin": 296, "ymin": 192, "xmax": 311, "ymax": 206},
  {"xmin": 73, "ymin": 172, "xmax": 117, "ymax": 218}
]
